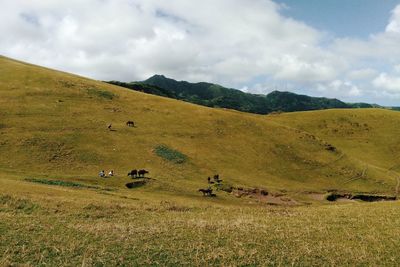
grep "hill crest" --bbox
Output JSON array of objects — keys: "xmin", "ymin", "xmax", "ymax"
[{"xmin": 108, "ymin": 75, "xmax": 380, "ymax": 115}]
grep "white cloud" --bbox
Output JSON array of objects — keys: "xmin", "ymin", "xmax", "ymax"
[
  {"xmin": 373, "ymin": 73, "xmax": 400, "ymax": 93},
  {"xmin": 317, "ymin": 80, "xmax": 362, "ymax": 97},
  {"xmin": 0, "ymin": 0, "xmax": 341, "ymax": 84},
  {"xmin": 394, "ymin": 65, "xmax": 400, "ymax": 73},
  {"xmin": 386, "ymin": 5, "xmax": 400, "ymax": 33},
  {"xmin": 1, "ymin": 1, "xmax": 400, "ymax": 105},
  {"xmin": 332, "ymin": 4, "xmax": 400, "ymax": 63},
  {"xmin": 347, "ymin": 68, "xmax": 378, "ymax": 80},
  {"xmin": 272, "ymin": 54, "xmax": 337, "ymax": 82}
]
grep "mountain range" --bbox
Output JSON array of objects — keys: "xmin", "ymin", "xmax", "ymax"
[{"xmin": 107, "ymin": 75, "xmax": 381, "ymax": 115}]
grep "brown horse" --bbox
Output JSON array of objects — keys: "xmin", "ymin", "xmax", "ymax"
[{"xmin": 138, "ymin": 169, "xmax": 149, "ymax": 177}]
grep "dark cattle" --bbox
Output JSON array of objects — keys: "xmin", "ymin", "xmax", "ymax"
[
  {"xmin": 126, "ymin": 121, "xmax": 135, "ymax": 127},
  {"xmin": 198, "ymin": 188, "xmax": 213, "ymax": 196},
  {"xmin": 138, "ymin": 169, "xmax": 149, "ymax": 178},
  {"xmin": 213, "ymin": 174, "xmax": 222, "ymax": 183},
  {"xmin": 128, "ymin": 169, "xmax": 138, "ymax": 178}
]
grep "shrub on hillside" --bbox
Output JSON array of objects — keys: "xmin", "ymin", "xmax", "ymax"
[
  {"xmin": 87, "ymin": 88, "xmax": 116, "ymax": 100},
  {"xmin": 25, "ymin": 178, "xmax": 98, "ymax": 189},
  {"xmin": 154, "ymin": 145, "xmax": 188, "ymax": 164}
]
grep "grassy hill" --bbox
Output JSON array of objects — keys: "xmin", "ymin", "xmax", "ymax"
[
  {"xmin": 0, "ymin": 55, "xmax": 399, "ymax": 196},
  {"xmin": 2, "ymin": 56, "xmax": 400, "ymax": 265},
  {"xmin": 108, "ymin": 74, "xmax": 378, "ymax": 114},
  {"xmin": 270, "ymin": 109, "xmax": 400, "ymax": 173}
]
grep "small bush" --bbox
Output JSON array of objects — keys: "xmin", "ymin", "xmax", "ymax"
[
  {"xmin": 87, "ymin": 88, "xmax": 116, "ymax": 100},
  {"xmin": 25, "ymin": 178, "xmax": 98, "ymax": 189},
  {"xmin": 154, "ymin": 145, "xmax": 188, "ymax": 164}
]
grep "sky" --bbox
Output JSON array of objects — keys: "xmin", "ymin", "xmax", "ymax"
[
  {"xmin": 280, "ymin": 0, "xmax": 400, "ymax": 38},
  {"xmin": 2, "ymin": 0, "xmax": 400, "ymax": 105}
]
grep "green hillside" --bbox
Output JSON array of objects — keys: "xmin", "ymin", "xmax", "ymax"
[
  {"xmin": 2, "ymin": 56, "xmax": 400, "ymax": 266},
  {"xmin": 108, "ymin": 74, "xmax": 378, "ymax": 114},
  {"xmin": 0, "ymin": 55, "xmax": 399, "ymax": 196},
  {"xmin": 270, "ymin": 109, "xmax": 400, "ymax": 179}
]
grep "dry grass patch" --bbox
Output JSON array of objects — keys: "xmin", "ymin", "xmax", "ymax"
[{"xmin": 2, "ymin": 190, "xmax": 400, "ymax": 266}]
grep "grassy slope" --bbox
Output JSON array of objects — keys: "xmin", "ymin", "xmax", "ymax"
[
  {"xmin": 269, "ymin": 109, "xmax": 400, "ymax": 188},
  {"xmin": 2, "ymin": 56, "xmax": 400, "ymax": 265},
  {"xmin": 0, "ymin": 55, "xmax": 398, "ymax": 195},
  {"xmin": 2, "ymin": 177, "xmax": 400, "ymax": 266}
]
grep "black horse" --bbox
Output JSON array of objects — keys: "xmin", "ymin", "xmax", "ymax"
[
  {"xmin": 198, "ymin": 188, "xmax": 213, "ymax": 196},
  {"xmin": 128, "ymin": 169, "xmax": 138, "ymax": 178},
  {"xmin": 138, "ymin": 169, "xmax": 149, "ymax": 178},
  {"xmin": 126, "ymin": 121, "xmax": 135, "ymax": 127}
]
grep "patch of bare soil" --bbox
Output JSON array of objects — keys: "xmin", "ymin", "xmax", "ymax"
[
  {"xmin": 228, "ymin": 187, "xmax": 298, "ymax": 206},
  {"xmin": 306, "ymin": 193, "xmax": 326, "ymax": 201}
]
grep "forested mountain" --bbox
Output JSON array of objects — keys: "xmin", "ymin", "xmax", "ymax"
[{"xmin": 107, "ymin": 75, "xmax": 378, "ymax": 114}]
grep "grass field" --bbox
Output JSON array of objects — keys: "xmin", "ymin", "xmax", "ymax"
[
  {"xmin": 1, "ymin": 55, "xmax": 400, "ymax": 266},
  {"xmin": 1, "ymin": 179, "xmax": 400, "ymax": 266}
]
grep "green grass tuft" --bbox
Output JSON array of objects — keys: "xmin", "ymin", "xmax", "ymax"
[
  {"xmin": 154, "ymin": 145, "xmax": 188, "ymax": 164},
  {"xmin": 87, "ymin": 88, "xmax": 116, "ymax": 100}
]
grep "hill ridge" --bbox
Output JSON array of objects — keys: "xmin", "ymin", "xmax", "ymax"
[{"xmin": 107, "ymin": 74, "xmax": 382, "ymax": 115}]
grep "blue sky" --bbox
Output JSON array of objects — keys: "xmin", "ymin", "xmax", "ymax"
[
  {"xmin": 2, "ymin": 0, "xmax": 400, "ymax": 105},
  {"xmin": 280, "ymin": 0, "xmax": 399, "ymax": 38}
]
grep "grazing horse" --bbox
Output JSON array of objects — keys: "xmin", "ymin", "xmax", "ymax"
[
  {"xmin": 126, "ymin": 121, "xmax": 135, "ymax": 127},
  {"xmin": 138, "ymin": 169, "xmax": 149, "ymax": 178},
  {"xmin": 198, "ymin": 188, "xmax": 213, "ymax": 196},
  {"xmin": 128, "ymin": 169, "xmax": 138, "ymax": 178}
]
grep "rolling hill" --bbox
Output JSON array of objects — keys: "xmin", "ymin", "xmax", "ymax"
[
  {"xmin": 107, "ymin": 74, "xmax": 378, "ymax": 114},
  {"xmin": 3, "ymin": 55, "xmax": 400, "ymax": 265},
  {"xmin": 0, "ymin": 55, "xmax": 399, "ymax": 196}
]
